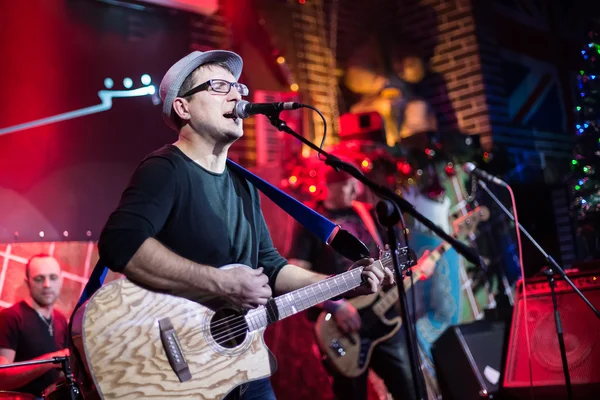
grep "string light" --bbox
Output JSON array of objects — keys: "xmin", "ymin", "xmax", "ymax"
[{"xmin": 572, "ymin": 31, "xmax": 600, "ymax": 226}]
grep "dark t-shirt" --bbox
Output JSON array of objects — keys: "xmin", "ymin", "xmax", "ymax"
[
  {"xmin": 98, "ymin": 145, "xmax": 287, "ymax": 289},
  {"xmin": 289, "ymin": 202, "xmax": 382, "ymax": 276},
  {"xmin": 0, "ymin": 301, "xmax": 68, "ymax": 396}
]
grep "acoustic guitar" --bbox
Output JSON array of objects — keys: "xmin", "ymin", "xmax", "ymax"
[{"xmin": 70, "ymin": 252, "xmax": 403, "ymax": 400}]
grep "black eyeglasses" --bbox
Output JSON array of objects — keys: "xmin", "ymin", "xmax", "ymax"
[{"xmin": 180, "ymin": 79, "xmax": 249, "ymax": 98}]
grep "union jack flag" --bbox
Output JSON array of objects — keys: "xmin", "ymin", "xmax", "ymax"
[{"xmin": 482, "ymin": 0, "xmax": 585, "ymax": 157}]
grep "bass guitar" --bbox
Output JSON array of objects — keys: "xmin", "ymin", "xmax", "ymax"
[{"xmin": 314, "ymin": 206, "xmax": 489, "ymax": 378}]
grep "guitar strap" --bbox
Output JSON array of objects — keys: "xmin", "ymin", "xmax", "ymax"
[
  {"xmin": 226, "ymin": 160, "xmax": 338, "ymax": 244},
  {"xmin": 75, "ymin": 159, "xmax": 338, "ymax": 308},
  {"xmin": 351, "ymin": 200, "xmax": 384, "ymax": 249}
]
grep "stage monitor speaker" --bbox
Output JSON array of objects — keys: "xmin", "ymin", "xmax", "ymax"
[
  {"xmin": 431, "ymin": 320, "xmax": 506, "ymax": 400},
  {"xmin": 503, "ymin": 269, "xmax": 600, "ymax": 399}
]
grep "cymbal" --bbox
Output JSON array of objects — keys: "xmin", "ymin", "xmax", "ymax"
[{"xmin": 0, "ymin": 392, "xmax": 35, "ymax": 399}]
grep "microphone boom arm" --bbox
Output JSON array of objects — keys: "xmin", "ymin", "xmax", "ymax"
[{"xmin": 267, "ymin": 114, "xmax": 483, "ymax": 266}]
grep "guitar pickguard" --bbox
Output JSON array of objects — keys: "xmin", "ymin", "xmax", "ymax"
[{"xmin": 355, "ymin": 307, "xmax": 400, "ymax": 367}]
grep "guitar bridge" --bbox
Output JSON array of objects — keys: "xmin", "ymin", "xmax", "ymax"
[{"xmin": 159, "ymin": 318, "xmax": 191, "ymax": 382}]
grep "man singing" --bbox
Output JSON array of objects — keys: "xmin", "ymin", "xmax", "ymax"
[{"xmin": 97, "ymin": 49, "xmax": 393, "ymax": 399}]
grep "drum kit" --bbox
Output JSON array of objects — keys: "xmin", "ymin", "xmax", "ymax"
[{"xmin": 0, "ymin": 356, "xmax": 80, "ymax": 400}]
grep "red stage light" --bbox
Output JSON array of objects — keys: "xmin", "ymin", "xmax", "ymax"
[{"xmin": 397, "ymin": 161, "xmax": 412, "ymax": 176}]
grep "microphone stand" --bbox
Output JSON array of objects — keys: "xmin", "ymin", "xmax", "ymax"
[
  {"xmin": 477, "ymin": 180, "xmax": 600, "ymax": 319},
  {"xmin": 0, "ymin": 356, "xmax": 80, "ymax": 400},
  {"xmin": 478, "ymin": 180, "xmax": 600, "ymax": 400},
  {"xmin": 376, "ymin": 199, "xmax": 428, "ymax": 400},
  {"xmin": 267, "ymin": 113, "xmax": 484, "ymax": 400}
]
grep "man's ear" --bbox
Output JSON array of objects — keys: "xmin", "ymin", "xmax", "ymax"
[{"xmin": 172, "ymin": 97, "xmax": 191, "ymax": 123}]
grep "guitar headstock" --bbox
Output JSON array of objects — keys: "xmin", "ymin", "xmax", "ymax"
[
  {"xmin": 452, "ymin": 206, "xmax": 490, "ymax": 238},
  {"xmin": 376, "ymin": 246, "xmax": 416, "ymax": 273}
]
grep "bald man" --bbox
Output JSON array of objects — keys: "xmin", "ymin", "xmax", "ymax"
[{"xmin": 0, "ymin": 254, "xmax": 69, "ymax": 397}]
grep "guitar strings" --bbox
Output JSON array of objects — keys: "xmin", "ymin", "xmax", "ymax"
[
  {"xmin": 201, "ymin": 304, "xmax": 276, "ymax": 342},
  {"xmin": 211, "ymin": 323, "xmax": 252, "ymax": 344},
  {"xmin": 207, "ymin": 282, "xmax": 348, "ymax": 333},
  {"xmin": 206, "ymin": 299, "xmax": 279, "ymax": 333},
  {"xmin": 199, "ymin": 268, "xmax": 375, "ymax": 343},
  {"xmin": 211, "ymin": 298, "xmax": 282, "ymax": 343},
  {"xmin": 208, "ymin": 313, "xmax": 250, "ymax": 331},
  {"xmin": 209, "ymin": 291, "xmax": 344, "ymax": 344},
  {"xmin": 207, "ymin": 280, "xmax": 369, "ymax": 338},
  {"xmin": 210, "ymin": 310, "xmax": 274, "ymax": 344}
]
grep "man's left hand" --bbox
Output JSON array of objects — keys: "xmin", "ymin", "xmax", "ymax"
[{"xmin": 348, "ymin": 257, "xmax": 394, "ymax": 297}]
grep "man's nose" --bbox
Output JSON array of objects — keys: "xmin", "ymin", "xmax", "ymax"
[
  {"xmin": 228, "ymin": 87, "xmax": 242, "ymax": 101},
  {"xmin": 43, "ymin": 277, "xmax": 51, "ymax": 287}
]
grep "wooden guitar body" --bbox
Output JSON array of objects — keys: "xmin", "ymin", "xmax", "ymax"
[
  {"xmin": 314, "ymin": 291, "xmax": 402, "ymax": 378},
  {"xmin": 71, "ymin": 278, "xmax": 276, "ymax": 400}
]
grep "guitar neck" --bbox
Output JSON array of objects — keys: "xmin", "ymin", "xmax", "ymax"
[
  {"xmin": 373, "ymin": 269, "xmax": 420, "ymax": 316},
  {"xmin": 374, "ymin": 240, "xmax": 452, "ymax": 315},
  {"xmin": 428, "ymin": 240, "xmax": 452, "ymax": 263},
  {"xmin": 246, "ymin": 263, "xmax": 380, "ymax": 331}
]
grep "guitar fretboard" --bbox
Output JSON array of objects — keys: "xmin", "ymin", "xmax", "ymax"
[{"xmin": 245, "ymin": 263, "xmax": 381, "ymax": 331}]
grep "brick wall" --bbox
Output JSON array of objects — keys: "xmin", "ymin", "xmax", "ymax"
[
  {"xmin": 392, "ymin": 0, "xmax": 493, "ymax": 150},
  {"xmin": 290, "ymin": 0, "xmax": 340, "ymax": 145}
]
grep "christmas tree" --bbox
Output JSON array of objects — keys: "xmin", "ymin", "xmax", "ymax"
[{"xmin": 572, "ymin": 26, "xmax": 600, "ymax": 256}]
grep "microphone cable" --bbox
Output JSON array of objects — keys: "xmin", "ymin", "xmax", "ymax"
[
  {"xmin": 302, "ymin": 105, "xmax": 328, "ymax": 157},
  {"xmin": 504, "ymin": 182, "xmax": 534, "ymax": 400}
]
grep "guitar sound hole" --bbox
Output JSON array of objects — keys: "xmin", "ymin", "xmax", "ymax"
[{"xmin": 210, "ymin": 308, "xmax": 248, "ymax": 348}]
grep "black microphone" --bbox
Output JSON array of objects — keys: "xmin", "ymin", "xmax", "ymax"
[
  {"xmin": 463, "ymin": 162, "xmax": 508, "ymax": 187},
  {"xmin": 233, "ymin": 100, "xmax": 303, "ymax": 119},
  {"xmin": 329, "ymin": 228, "xmax": 371, "ymax": 262}
]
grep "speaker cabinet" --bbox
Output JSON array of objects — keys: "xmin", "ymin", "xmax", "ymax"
[
  {"xmin": 432, "ymin": 320, "xmax": 506, "ymax": 400},
  {"xmin": 503, "ymin": 270, "xmax": 600, "ymax": 399}
]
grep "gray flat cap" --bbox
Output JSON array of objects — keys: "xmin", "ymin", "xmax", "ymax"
[{"xmin": 159, "ymin": 50, "xmax": 243, "ymax": 130}]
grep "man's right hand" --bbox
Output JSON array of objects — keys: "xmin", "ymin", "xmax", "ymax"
[
  {"xmin": 332, "ymin": 301, "xmax": 361, "ymax": 334},
  {"xmin": 217, "ymin": 265, "xmax": 272, "ymax": 309}
]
